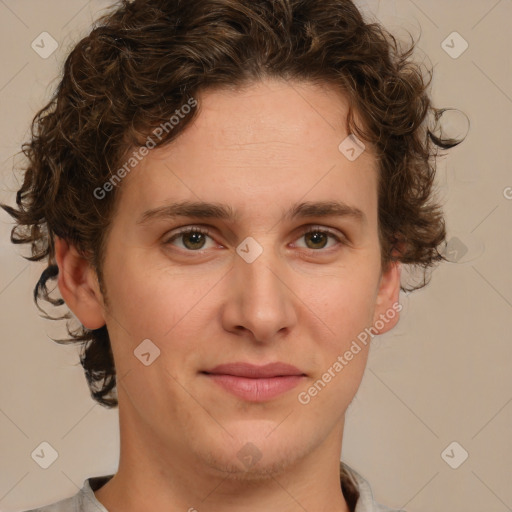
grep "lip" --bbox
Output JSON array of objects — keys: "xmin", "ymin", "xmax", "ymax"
[
  {"xmin": 201, "ymin": 362, "xmax": 306, "ymax": 402},
  {"xmin": 205, "ymin": 362, "xmax": 305, "ymax": 378}
]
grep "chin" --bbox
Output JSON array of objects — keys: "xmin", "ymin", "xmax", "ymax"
[
  {"xmin": 195, "ymin": 433, "xmax": 304, "ymax": 483},
  {"xmin": 201, "ymin": 448, "xmax": 297, "ymax": 482}
]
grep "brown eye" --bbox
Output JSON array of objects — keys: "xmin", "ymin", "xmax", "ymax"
[
  {"xmin": 304, "ymin": 231, "xmax": 329, "ymax": 249},
  {"xmin": 293, "ymin": 226, "xmax": 345, "ymax": 251},
  {"xmin": 164, "ymin": 227, "xmax": 214, "ymax": 251},
  {"xmin": 181, "ymin": 231, "xmax": 207, "ymax": 250}
]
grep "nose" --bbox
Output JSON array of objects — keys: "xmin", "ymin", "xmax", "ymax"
[{"xmin": 220, "ymin": 246, "xmax": 298, "ymax": 344}]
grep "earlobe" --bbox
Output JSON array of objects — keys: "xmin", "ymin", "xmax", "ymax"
[
  {"xmin": 372, "ymin": 260, "xmax": 402, "ymax": 335},
  {"xmin": 54, "ymin": 236, "xmax": 107, "ymax": 330}
]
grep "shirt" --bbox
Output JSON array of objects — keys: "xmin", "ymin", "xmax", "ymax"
[{"xmin": 23, "ymin": 462, "xmax": 406, "ymax": 512}]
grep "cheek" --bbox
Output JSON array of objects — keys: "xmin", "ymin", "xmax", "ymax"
[
  {"xmin": 102, "ymin": 254, "xmax": 197, "ymax": 334},
  {"xmin": 299, "ymin": 281, "xmax": 375, "ymax": 412},
  {"xmin": 305, "ymin": 266, "xmax": 380, "ymax": 342}
]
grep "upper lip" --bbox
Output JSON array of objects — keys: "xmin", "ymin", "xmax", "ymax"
[{"xmin": 203, "ymin": 362, "xmax": 305, "ymax": 378}]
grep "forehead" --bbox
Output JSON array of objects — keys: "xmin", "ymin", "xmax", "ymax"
[
  {"xmin": 182, "ymin": 78, "xmax": 354, "ymax": 153},
  {"xmin": 117, "ymin": 78, "xmax": 378, "ymax": 224}
]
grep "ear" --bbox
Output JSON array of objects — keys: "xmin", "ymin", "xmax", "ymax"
[
  {"xmin": 54, "ymin": 236, "xmax": 106, "ymax": 330},
  {"xmin": 372, "ymin": 260, "xmax": 402, "ymax": 335}
]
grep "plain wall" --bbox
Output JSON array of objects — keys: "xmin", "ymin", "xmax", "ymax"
[{"xmin": 1, "ymin": 1, "xmax": 511, "ymax": 510}]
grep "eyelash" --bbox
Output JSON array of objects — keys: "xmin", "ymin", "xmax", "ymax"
[{"xmin": 163, "ymin": 225, "xmax": 347, "ymax": 252}]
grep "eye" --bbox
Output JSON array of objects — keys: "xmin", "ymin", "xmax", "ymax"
[
  {"xmin": 163, "ymin": 227, "xmax": 216, "ymax": 251},
  {"xmin": 292, "ymin": 226, "xmax": 346, "ymax": 251},
  {"xmin": 163, "ymin": 225, "xmax": 347, "ymax": 253}
]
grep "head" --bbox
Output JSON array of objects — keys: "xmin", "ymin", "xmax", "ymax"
[{"xmin": 2, "ymin": 0, "xmax": 462, "ymax": 489}]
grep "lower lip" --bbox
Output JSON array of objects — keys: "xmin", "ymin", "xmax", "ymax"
[{"xmin": 204, "ymin": 373, "xmax": 305, "ymax": 402}]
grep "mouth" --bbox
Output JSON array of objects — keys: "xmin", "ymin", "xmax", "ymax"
[
  {"xmin": 203, "ymin": 362, "xmax": 306, "ymax": 378},
  {"xmin": 201, "ymin": 362, "xmax": 306, "ymax": 402}
]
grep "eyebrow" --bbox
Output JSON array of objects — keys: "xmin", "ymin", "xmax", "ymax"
[{"xmin": 136, "ymin": 200, "xmax": 366, "ymax": 226}]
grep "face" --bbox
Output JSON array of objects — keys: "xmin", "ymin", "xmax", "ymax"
[{"xmin": 63, "ymin": 78, "xmax": 400, "ymax": 479}]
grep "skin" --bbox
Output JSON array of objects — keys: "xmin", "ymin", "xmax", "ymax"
[{"xmin": 55, "ymin": 77, "xmax": 401, "ymax": 512}]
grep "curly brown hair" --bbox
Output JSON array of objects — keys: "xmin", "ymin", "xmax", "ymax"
[{"xmin": 1, "ymin": 0, "xmax": 463, "ymax": 419}]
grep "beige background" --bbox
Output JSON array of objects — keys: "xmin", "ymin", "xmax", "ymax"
[{"xmin": 1, "ymin": 0, "xmax": 511, "ymax": 510}]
